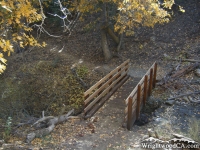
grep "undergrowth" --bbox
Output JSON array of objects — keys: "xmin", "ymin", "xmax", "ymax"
[{"xmin": 0, "ymin": 59, "xmax": 91, "ymax": 120}]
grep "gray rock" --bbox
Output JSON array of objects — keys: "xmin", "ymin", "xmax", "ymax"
[
  {"xmin": 182, "ymin": 96, "xmax": 190, "ymax": 102},
  {"xmin": 165, "ymin": 100, "xmax": 175, "ymax": 106},
  {"xmin": 195, "ymin": 68, "xmax": 200, "ymax": 77},
  {"xmin": 175, "ymin": 101, "xmax": 181, "ymax": 105},
  {"xmin": 142, "ymin": 135, "xmax": 149, "ymax": 140},
  {"xmin": 154, "ymin": 117, "xmax": 170, "ymax": 127},
  {"xmin": 0, "ymin": 140, "xmax": 4, "ymax": 146}
]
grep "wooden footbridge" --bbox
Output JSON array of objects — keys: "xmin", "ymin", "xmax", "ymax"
[{"xmin": 83, "ymin": 59, "xmax": 157, "ymax": 130}]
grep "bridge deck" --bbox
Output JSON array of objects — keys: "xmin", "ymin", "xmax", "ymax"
[{"xmin": 94, "ymin": 77, "xmax": 140, "ymax": 128}]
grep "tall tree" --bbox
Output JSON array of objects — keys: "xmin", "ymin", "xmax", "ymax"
[
  {"xmin": 0, "ymin": 0, "xmax": 184, "ymax": 73},
  {"xmin": 73, "ymin": 0, "xmax": 184, "ymax": 60}
]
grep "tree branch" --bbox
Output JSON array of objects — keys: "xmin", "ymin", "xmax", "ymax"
[{"xmin": 168, "ymin": 91, "xmax": 200, "ymax": 100}]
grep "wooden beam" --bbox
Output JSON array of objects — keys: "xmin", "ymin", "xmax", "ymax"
[
  {"xmin": 84, "ymin": 75, "xmax": 129, "ymax": 119},
  {"xmin": 84, "ymin": 71, "xmax": 128, "ymax": 113},
  {"xmin": 127, "ymin": 97, "xmax": 133, "ymax": 130},
  {"xmin": 84, "ymin": 59, "xmax": 130, "ymax": 97},
  {"xmin": 153, "ymin": 62, "xmax": 157, "ymax": 87},
  {"xmin": 125, "ymin": 62, "xmax": 156, "ymax": 105},
  {"xmin": 148, "ymin": 68, "xmax": 153, "ymax": 96},
  {"xmin": 84, "ymin": 64, "xmax": 129, "ymax": 105},
  {"xmin": 143, "ymin": 75, "xmax": 148, "ymax": 106},
  {"xmin": 136, "ymin": 84, "xmax": 141, "ymax": 120}
]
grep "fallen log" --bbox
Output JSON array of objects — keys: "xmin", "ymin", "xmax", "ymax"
[
  {"xmin": 157, "ymin": 63, "xmax": 199, "ymax": 86},
  {"xmin": 171, "ymin": 63, "xmax": 199, "ymax": 78},
  {"xmin": 26, "ymin": 109, "xmax": 79, "ymax": 143},
  {"xmin": 168, "ymin": 91, "xmax": 200, "ymax": 100},
  {"xmin": 165, "ymin": 58, "xmax": 200, "ymax": 63}
]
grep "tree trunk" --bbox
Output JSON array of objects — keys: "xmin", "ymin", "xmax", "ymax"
[
  {"xmin": 106, "ymin": 27, "xmax": 119, "ymax": 44},
  {"xmin": 117, "ymin": 33, "xmax": 124, "ymax": 52},
  {"xmin": 101, "ymin": 28, "xmax": 112, "ymax": 61},
  {"xmin": 100, "ymin": 3, "xmax": 112, "ymax": 61}
]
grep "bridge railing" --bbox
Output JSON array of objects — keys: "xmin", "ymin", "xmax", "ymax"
[
  {"xmin": 124, "ymin": 62, "xmax": 157, "ymax": 130},
  {"xmin": 84, "ymin": 59, "xmax": 130, "ymax": 119}
]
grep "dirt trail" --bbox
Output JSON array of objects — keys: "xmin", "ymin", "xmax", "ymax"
[
  {"xmin": 63, "ymin": 82, "xmax": 144, "ymax": 150},
  {"xmin": 56, "ymin": 70, "xmax": 148, "ymax": 150}
]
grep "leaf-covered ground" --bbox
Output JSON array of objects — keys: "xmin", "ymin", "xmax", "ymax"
[{"xmin": 0, "ymin": 0, "xmax": 200, "ymax": 149}]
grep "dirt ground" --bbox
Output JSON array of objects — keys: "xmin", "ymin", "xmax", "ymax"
[{"xmin": 0, "ymin": 0, "xmax": 200, "ymax": 149}]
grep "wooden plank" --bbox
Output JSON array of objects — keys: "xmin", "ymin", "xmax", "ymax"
[
  {"xmin": 84, "ymin": 65, "xmax": 129, "ymax": 105},
  {"xmin": 125, "ymin": 62, "xmax": 157, "ymax": 128},
  {"xmin": 127, "ymin": 97, "xmax": 133, "ymax": 130},
  {"xmin": 84, "ymin": 59, "xmax": 130, "ymax": 97},
  {"xmin": 125, "ymin": 97, "xmax": 136, "ymax": 118},
  {"xmin": 125, "ymin": 109, "xmax": 136, "ymax": 129},
  {"xmin": 125, "ymin": 97, "xmax": 137, "ymax": 114},
  {"xmin": 125, "ymin": 106, "xmax": 136, "ymax": 120},
  {"xmin": 84, "ymin": 75, "xmax": 129, "ymax": 119},
  {"xmin": 84, "ymin": 71, "xmax": 128, "ymax": 113},
  {"xmin": 132, "ymin": 101, "xmax": 137, "ymax": 114},
  {"xmin": 148, "ymin": 68, "xmax": 153, "ymax": 96},
  {"xmin": 125, "ymin": 87, "xmax": 137, "ymax": 105},
  {"xmin": 136, "ymin": 84, "xmax": 141, "ymax": 120},
  {"xmin": 109, "ymin": 75, "xmax": 113, "ymax": 92},
  {"xmin": 125, "ymin": 76, "xmax": 145, "ymax": 105},
  {"xmin": 143, "ymin": 75, "xmax": 148, "ymax": 106},
  {"xmin": 153, "ymin": 62, "xmax": 157, "ymax": 87}
]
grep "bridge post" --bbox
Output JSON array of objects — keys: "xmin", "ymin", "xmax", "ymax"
[
  {"xmin": 136, "ymin": 84, "xmax": 141, "ymax": 120},
  {"xmin": 148, "ymin": 68, "xmax": 153, "ymax": 96},
  {"xmin": 153, "ymin": 62, "xmax": 157, "ymax": 87},
  {"xmin": 143, "ymin": 75, "xmax": 148, "ymax": 106},
  {"xmin": 127, "ymin": 97, "xmax": 133, "ymax": 130}
]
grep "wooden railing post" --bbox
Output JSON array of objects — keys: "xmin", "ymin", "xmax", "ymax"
[
  {"xmin": 109, "ymin": 75, "xmax": 113, "ymax": 92},
  {"xmin": 153, "ymin": 62, "xmax": 157, "ymax": 87},
  {"xmin": 118, "ymin": 68, "xmax": 122, "ymax": 78},
  {"xmin": 148, "ymin": 68, "xmax": 153, "ymax": 96},
  {"xmin": 127, "ymin": 97, "xmax": 133, "ymax": 130},
  {"xmin": 136, "ymin": 84, "xmax": 141, "ymax": 120},
  {"xmin": 143, "ymin": 75, "xmax": 148, "ymax": 106}
]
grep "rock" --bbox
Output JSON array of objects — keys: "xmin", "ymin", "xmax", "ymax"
[
  {"xmin": 148, "ymin": 129, "xmax": 155, "ymax": 137},
  {"xmin": 154, "ymin": 117, "xmax": 170, "ymax": 127},
  {"xmin": 175, "ymin": 101, "xmax": 181, "ymax": 105},
  {"xmin": 142, "ymin": 135, "xmax": 149, "ymax": 140},
  {"xmin": 188, "ymin": 96, "xmax": 193, "ymax": 102},
  {"xmin": 182, "ymin": 96, "xmax": 190, "ymax": 102},
  {"xmin": 195, "ymin": 68, "xmax": 200, "ymax": 77},
  {"xmin": 0, "ymin": 140, "xmax": 4, "ymax": 146},
  {"xmin": 165, "ymin": 100, "xmax": 175, "ymax": 105}
]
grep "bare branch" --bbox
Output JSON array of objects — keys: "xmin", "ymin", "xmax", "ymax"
[
  {"xmin": 31, "ymin": 0, "xmax": 61, "ymax": 38},
  {"xmin": 168, "ymin": 91, "xmax": 200, "ymax": 100}
]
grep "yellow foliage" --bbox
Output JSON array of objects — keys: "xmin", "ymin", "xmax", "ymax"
[
  {"xmin": 0, "ymin": 0, "xmax": 43, "ymax": 74},
  {"xmin": 0, "ymin": 0, "xmax": 183, "ymax": 74},
  {"xmin": 0, "ymin": 53, "xmax": 6, "ymax": 74},
  {"xmin": 73, "ymin": 0, "xmax": 180, "ymax": 36},
  {"xmin": 114, "ymin": 0, "xmax": 175, "ymax": 35}
]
